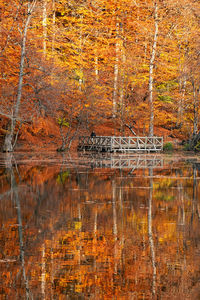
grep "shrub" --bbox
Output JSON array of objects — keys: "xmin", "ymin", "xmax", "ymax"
[
  {"xmin": 194, "ymin": 141, "xmax": 200, "ymax": 151},
  {"xmin": 163, "ymin": 142, "xmax": 173, "ymax": 152},
  {"xmin": 183, "ymin": 143, "xmax": 190, "ymax": 151}
]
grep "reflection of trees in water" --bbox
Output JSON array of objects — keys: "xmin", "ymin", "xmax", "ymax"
[
  {"xmin": 5, "ymin": 154, "xmax": 31, "ymax": 299},
  {"xmin": 148, "ymin": 168, "xmax": 157, "ymax": 297},
  {"xmin": 188, "ymin": 163, "xmax": 200, "ymax": 243},
  {"xmin": 191, "ymin": 164, "xmax": 200, "ymax": 224},
  {"xmin": 0, "ymin": 155, "xmax": 66, "ymax": 298},
  {"xmin": 1, "ymin": 157, "xmax": 200, "ymax": 298}
]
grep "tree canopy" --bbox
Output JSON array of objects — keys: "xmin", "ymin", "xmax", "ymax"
[{"xmin": 0, "ymin": 0, "xmax": 200, "ymax": 151}]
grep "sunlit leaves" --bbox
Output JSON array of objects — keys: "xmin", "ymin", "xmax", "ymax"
[
  {"xmin": 56, "ymin": 170, "xmax": 70, "ymax": 184},
  {"xmin": 57, "ymin": 117, "xmax": 70, "ymax": 128}
]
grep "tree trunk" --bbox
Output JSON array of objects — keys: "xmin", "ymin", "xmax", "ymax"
[
  {"xmin": 3, "ymin": 1, "xmax": 37, "ymax": 152},
  {"xmin": 177, "ymin": 42, "xmax": 187, "ymax": 127},
  {"xmin": 94, "ymin": 52, "xmax": 99, "ymax": 82},
  {"xmin": 113, "ymin": 21, "xmax": 120, "ymax": 118},
  {"xmin": 3, "ymin": 124, "xmax": 14, "ymax": 152},
  {"xmin": 119, "ymin": 22, "xmax": 126, "ymax": 134},
  {"xmin": 52, "ymin": 0, "xmax": 56, "ymax": 54},
  {"xmin": 43, "ymin": 0, "xmax": 47, "ymax": 57},
  {"xmin": 94, "ymin": 29, "xmax": 99, "ymax": 82},
  {"xmin": 192, "ymin": 80, "xmax": 199, "ymax": 136},
  {"xmin": 177, "ymin": 76, "xmax": 186, "ymax": 127},
  {"xmin": 149, "ymin": 1, "xmax": 158, "ymax": 137},
  {"xmin": 78, "ymin": 15, "xmax": 83, "ymax": 91}
]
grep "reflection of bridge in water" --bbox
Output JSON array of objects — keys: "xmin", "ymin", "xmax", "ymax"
[{"xmin": 78, "ymin": 153, "xmax": 163, "ymax": 171}]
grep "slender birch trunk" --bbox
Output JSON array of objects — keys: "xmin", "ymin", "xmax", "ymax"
[
  {"xmin": 43, "ymin": 0, "xmax": 47, "ymax": 57},
  {"xmin": 192, "ymin": 80, "xmax": 199, "ymax": 136},
  {"xmin": 94, "ymin": 29, "xmax": 99, "ymax": 82},
  {"xmin": 149, "ymin": 1, "xmax": 158, "ymax": 137},
  {"xmin": 52, "ymin": 0, "xmax": 56, "ymax": 54},
  {"xmin": 94, "ymin": 51, "xmax": 99, "ymax": 82},
  {"xmin": 177, "ymin": 76, "xmax": 186, "ymax": 127},
  {"xmin": 78, "ymin": 15, "xmax": 83, "ymax": 91},
  {"xmin": 50, "ymin": 0, "xmax": 56, "ymax": 85},
  {"xmin": 3, "ymin": 1, "xmax": 37, "ymax": 152},
  {"xmin": 119, "ymin": 24, "xmax": 126, "ymax": 134},
  {"xmin": 177, "ymin": 43, "xmax": 186, "ymax": 127},
  {"xmin": 113, "ymin": 21, "xmax": 120, "ymax": 118}
]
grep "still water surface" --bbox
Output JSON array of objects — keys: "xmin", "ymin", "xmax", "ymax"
[{"xmin": 0, "ymin": 152, "xmax": 200, "ymax": 299}]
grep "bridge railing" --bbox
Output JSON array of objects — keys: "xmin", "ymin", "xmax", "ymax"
[
  {"xmin": 78, "ymin": 136, "xmax": 112, "ymax": 151},
  {"xmin": 111, "ymin": 136, "xmax": 163, "ymax": 152},
  {"xmin": 78, "ymin": 136, "xmax": 163, "ymax": 152}
]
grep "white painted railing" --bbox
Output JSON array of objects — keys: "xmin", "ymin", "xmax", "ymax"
[{"xmin": 78, "ymin": 136, "xmax": 163, "ymax": 152}]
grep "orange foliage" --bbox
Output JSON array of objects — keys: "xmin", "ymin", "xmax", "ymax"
[{"xmin": 0, "ymin": 0, "xmax": 200, "ymax": 150}]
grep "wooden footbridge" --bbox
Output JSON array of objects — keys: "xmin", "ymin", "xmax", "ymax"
[{"xmin": 78, "ymin": 136, "xmax": 163, "ymax": 153}]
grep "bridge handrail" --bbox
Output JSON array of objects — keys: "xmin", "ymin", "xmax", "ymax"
[{"xmin": 78, "ymin": 136, "xmax": 163, "ymax": 151}]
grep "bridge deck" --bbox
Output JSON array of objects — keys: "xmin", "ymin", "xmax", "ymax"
[{"xmin": 78, "ymin": 136, "xmax": 163, "ymax": 153}]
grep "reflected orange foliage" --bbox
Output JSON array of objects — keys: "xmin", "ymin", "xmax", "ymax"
[{"xmin": 0, "ymin": 156, "xmax": 200, "ymax": 298}]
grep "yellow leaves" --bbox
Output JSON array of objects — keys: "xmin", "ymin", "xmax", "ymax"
[
  {"xmin": 56, "ymin": 171, "xmax": 70, "ymax": 184},
  {"xmin": 74, "ymin": 69, "xmax": 84, "ymax": 80},
  {"xmin": 154, "ymin": 178, "xmax": 175, "ymax": 202},
  {"xmin": 74, "ymin": 283, "xmax": 83, "ymax": 293},
  {"xmin": 74, "ymin": 221, "xmax": 82, "ymax": 230},
  {"xmin": 57, "ymin": 117, "xmax": 69, "ymax": 127},
  {"xmin": 154, "ymin": 178, "xmax": 173, "ymax": 190},
  {"xmin": 157, "ymin": 222, "xmax": 177, "ymax": 243}
]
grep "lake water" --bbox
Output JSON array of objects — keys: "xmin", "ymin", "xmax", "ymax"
[{"xmin": 0, "ymin": 152, "xmax": 200, "ymax": 299}]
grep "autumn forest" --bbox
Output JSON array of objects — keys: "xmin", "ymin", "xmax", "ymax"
[
  {"xmin": 2, "ymin": 1, "xmax": 200, "ymax": 299},
  {"xmin": 0, "ymin": 0, "xmax": 200, "ymax": 152}
]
